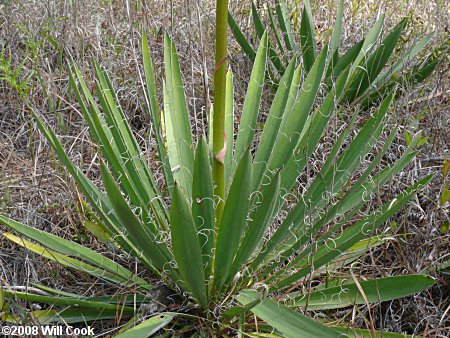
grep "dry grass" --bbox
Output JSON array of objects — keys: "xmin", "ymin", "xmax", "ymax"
[{"xmin": 0, "ymin": 0, "xmax": 449, "ymax": 336}]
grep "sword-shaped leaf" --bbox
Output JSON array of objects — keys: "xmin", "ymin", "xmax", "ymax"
[
  {"xmin": 330, "ymin": 0, "xmax": 344, "ymax": 54},
  {"xmin": 192, "ymin": 138, "xmax": 215, "ymax": 278},
  {"xmin": 269, "ymin": 45, "xmax": 328, "ymax": 173},
  {"xmin": 233, "ymin": 32, "xmax": 268, "ymax": 166},
  {"xmin": 252, "ymin": 57, "xmax": 296, "ymax": 192},
  {"xmin": 3, "ymin": 233, "xmax": 150, "ymax": 290},
  {"xmin": 251, "ymin": 3, "xmax": 285, "ymax": 74},
  {"xmin": 171, "ymin": 184, "xmax": 208, "ymax": 308},
  {"xmin": 164, "ymin": 34, "xmax": 194, "ymax": 197},
  {"xmin": 214, "ymin": 150, "xmax": 252, "ymax": 292},
  {"xmin": 100, "ymin": 162, "xmax": 174, "ymax": 276},
  {"xmin": 142, "ymin": 31, "xmax": 174, "ymax": 192},
  {"xmin": 300, "ymin": 0, "xmax": 316, "ymax": 72},
  {"xmin": 345, "ymin": 19, "xmax": 407, "ymax": 102},
  {"xmin": 224, "ymin": 69, "xmax": 234, "ymax": 188},
  {"xmin": 0, "ymin": 217, "xmax": 149, "ymax": 290},
  {"xmin": 229, "ymin": 171, "xmax": 281, "ymax": 282},
  {"xmin": 237, "ymin": 290, "xmax": 342, "ymax": 338},
  {"xmin": 115, "ymin": 313, "xmax": 174, "ymax": 338},
  {"xmin": 228, "ymin": 10, "xmax": 256, "ymax": 60},
  {"xmin": 288, "ymin": 275, "xmax": 435, "ymax": 310},
  {"xmin": 272, "ymin": 175, "xmax": 433, "ymax": 290},
  {"xmin": 275, "ymin": 0, "xmax": 297, "ymax": 52}
]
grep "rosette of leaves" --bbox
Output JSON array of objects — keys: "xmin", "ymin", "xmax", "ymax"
[
  {"xmin": 0, "ymin": 9, "xmax": 438, "ymax": 338},
  {"xmin": 228, "ymin": 0, "xmax": 439, "ymax": 110}
]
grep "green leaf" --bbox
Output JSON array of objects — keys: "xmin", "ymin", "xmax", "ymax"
[
  {"xmin": 237, "ymin": 290, "xmax": 342, "ymax": 338},
  {"xmin": 82, "ymin": 220, "xmax": 110, "ymax": 244},
  {"xmin": 262, "ymin": 128, "xmax": 416, "ymax": 277},
  {"xmin": 171, "ymin": 184, "xmax": 208, "ymax": 308},
  {"xmin": 229, "ymin": 171, "xmax": 281, "ymax": 282},
  {"xmin": 253, "ymin": 111, "xmax": 358, "ymax": 271},
  {"xmin": 192, "ymin": 138, "xmax": 215, "ymax": 278},
  {"xmin": 224, "ymin": 69, "xmax": 235, "ymax": 188},
  {"xmin": 223, "ymin": 297, "xmax": 262, "ymax": 317},
  {"xmin": 269, "ymin": 45, "xmax": 328, "ymax": 173},
  {"xmin": 115, "ymin": 313, "xmax": 174, "ymax": 338},
  {"xmin": 100, "ymin": 162, "xmax": 174, "ymax": 276},
  {"xmin": 92, "ymin": 63, "xmax": 168, "ymax": 227},
  {"xmin": 164, "ymin": 33, "xmax": 195, "ymax": 197},
  {"xmin": 345, "ymin": 19, "xmax": 407, "ymax": 102},
  {"xmin": 214, "ymin": 150, "xmax": 252, "ymax": 292},
  {"xmin": 325, "ymin": 39, "xmax": 364, "ymax": 88},
  {"xmin": 300, "ymin": 4, "xmax": 316, "ymax": 72},
  {"xmin": 228, "ymin": 11, "xmax": 256, "ymax": 60},
  {"xmin": 350, "ymin": 14, "xmax": 385, "ymax": 75},
  {"xmin": 268, "ymin": 7, "xmax": 286, "ymax": 57},
  {"xmin": 440, "ymin": 184, "xmax": 450, "ymax": 205},
  {"xmin": 32, "ymin": 112, "xmax": 133, "ymax": 251},
  {"xmin": 279, "ymin": 66, "xmax": 350, "ymax": 194},
  {"xmin": 233, "ymin": 31, "xmax": 268, "ymax": 167},
  {"xmin": 2, "ymin": 290, "xmax": 134, "ymax": 314},
  {"xmin": 252, "ymin": 57, "xmax": 296, "ymax": 192},
  {"xmin": 251, "ymin": 3, "xmax": 284, "ymax": 74},
  {"xmin": 288, "ymin": 275, "xmax": 435, "ymax": 310},
  {"xmin": 251, "ymin": 1, "xmax": 265, "ymax": 39},
  {"xmin": 3, "ymin": 233, "xmax": 148, "ymax": 288},
  {"xmin": 330, "ymin": 0, "xmax": 344, "ymax": 53},
  {"xmin": 332, "ymin": 326, "xmax": 414, "ymax": 337},
  {"xmin": 273, "ymin": 175, "xmax": 433, "ymax": 290},
  {"xmin": 275, "ymin": 0, "xmax": 297, "ymax": 52},
  {"xmin": 370, "ymin": 32, "xmax": 434, "ymax": 91},
  {"xmin": 4, "ymin": 308, "xmax": 125, "ymax": 324},
  {"xmin": 142, "ymin": 31, "xmax": 173, "ymax": 192},
  {"xmin": 0, "ymin": 216, "xmax": 149, "ymax": 290},
  {"xmin": 279, "ymin": 62, "xmax": 302, "ymax": 132}
]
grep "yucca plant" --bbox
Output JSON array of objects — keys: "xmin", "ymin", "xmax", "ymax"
[
  {"xmin": 229, "ymin": 0, "xmax": 439, "ymax": 109},
  {"xmin": 0, "ymin": 1, "xmax": 439, "ymax": 337}
]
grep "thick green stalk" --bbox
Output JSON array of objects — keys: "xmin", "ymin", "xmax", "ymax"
[{"xmin": 213, "ymin": 0, "xmax": 228, "ymax": 219}]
